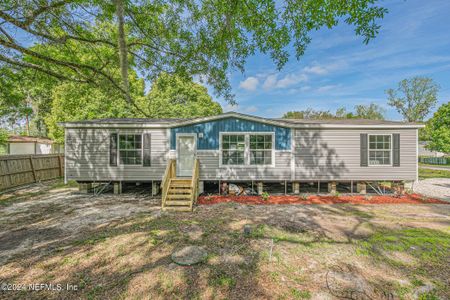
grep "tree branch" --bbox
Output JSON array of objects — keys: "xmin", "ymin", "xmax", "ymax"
[
  {"xmin": 2, "ymin": 0, "xmax": 73, "ymax": 27},
  {"xmin": 0, "ymin": 26, "xmax": 15, "ymax": 43},
  {"xmin": 0, "ymin": 53, "xmax": 87, "ymax": 83}
]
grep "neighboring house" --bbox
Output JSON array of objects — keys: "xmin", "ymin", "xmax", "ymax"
[
  {"xmin": 418, "ymin": 141, "xmax": 446, "ymax": 157},
  {"xmin": 61, "ymin": 112, "xmax": 423, "ymax": 210},
  {"xmin": 1, "ymin": 135, "xmax": 64, "ymax": 155}
]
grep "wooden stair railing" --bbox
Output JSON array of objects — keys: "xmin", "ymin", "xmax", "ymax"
[
  {"xmin": 161, "ymin": 159, "xmax": 199, "ymax": 212},
  {"xmin": 161, "ymin": 159, "xmax": 176, "ymax": 209},
  {"xmin": 190, "ymin": 159, "xmax": 200, "ymax": 211}
]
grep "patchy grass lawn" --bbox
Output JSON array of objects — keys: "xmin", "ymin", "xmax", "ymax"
[
  {"xmin": 419, "ymin": 167, "xmax": 450, "ymax": 179},
  {"xmin": 0, "ymin": 183, "xmax": 449, "ymax": 299},
  {"xmin": 419, "ymin": 162, "xmax": 450, "ymax": 167}
]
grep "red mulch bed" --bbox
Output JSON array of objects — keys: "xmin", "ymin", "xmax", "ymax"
[{"xmin": 198, "ymin": 194, "xmax": 449, "ymax": 205}]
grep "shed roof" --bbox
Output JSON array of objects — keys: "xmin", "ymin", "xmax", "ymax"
[{"xmin": 8, "ymin": 135, "xmax": 54, "ymax": 144}]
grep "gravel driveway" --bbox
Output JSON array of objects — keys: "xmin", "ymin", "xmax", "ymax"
[{"xmin": 413, "ymin": 178, "xmax": 450, "ymax": 201}]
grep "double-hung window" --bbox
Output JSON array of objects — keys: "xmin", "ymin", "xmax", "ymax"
[
  {"xmin": 221, "ymin": 133, "xmax": 274, "ymax": 166},
  {"xmin": 119, "ymin": 134, "xmax": 142, "ymax": 165},
  {"xmin": 368, "ymin": 135, "xmax": 391, "ymax": 165},
  {"xmin": 250, "ymin": 134, "xmax": 272, "ymax": 165},
  {"xmin": 222, "ymin": 134, "xmax": 245, "ymax": 165}
]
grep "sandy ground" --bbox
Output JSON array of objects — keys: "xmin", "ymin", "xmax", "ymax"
[
  {"xmin": 0, "ymin": 183, "xmax": 449, "ymax": 299},
  {"xmin": 0, "ymin": 183, "xmax": 159, "ymax": 265},
  {"xmin": 412, "ymin": 178, "xmax": 450, "ymax": 201}
]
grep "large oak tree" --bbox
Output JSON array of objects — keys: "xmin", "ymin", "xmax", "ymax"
[
  {"xmin": 1, "ymin": 0, "xmax": 388, "ymax": 116},
  {"xmin": 386, "ymin": 76, "xmax": 439, "ymax": 122}
]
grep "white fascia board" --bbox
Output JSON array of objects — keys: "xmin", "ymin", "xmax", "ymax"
[
  {"xmin": 289, "ymin": 124, "xmax": 425, "ymax": 129},
  {"xmin": 60, "ymin": 122, "xmax": 424, "ymax": 130},
  {"xmin": 168, "ymin": 112, "xmax": 292, "ymax": 128}
]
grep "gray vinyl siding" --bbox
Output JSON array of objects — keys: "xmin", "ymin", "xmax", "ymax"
[
  {"xmin": 65, "ymin": 128, "xmax": 169, "ymax": 181},
  {"xmin": 195, "ymin": 150, "xmax": 291, "ymax": 181},
  {"xmin": 65, "ymin": 126, "xmax": 418, "ymax": 182},
  {"xmin": 294, "ymin": 129, "xmax": 417, "ymax": 181}
]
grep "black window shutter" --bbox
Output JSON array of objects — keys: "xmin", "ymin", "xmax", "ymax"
[
  {"xmin": 393, "ymin": 133, "xmax": 400, "ymax": 167},
  {"xmin": 360, "ymin": 133, "xmax": 368, "ymax": 167},
  {"xmin": 143, "ymin": 133, "xmax": 151, "ymax": 167},
  {"xmin": 110, "ymin": 133, "xmax": 118, "ymax": 166}
]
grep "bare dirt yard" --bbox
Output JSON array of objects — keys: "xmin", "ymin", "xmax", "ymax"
[{"xmin": 0, "ymin": 181, "xmax": 449, "ymax": 300}]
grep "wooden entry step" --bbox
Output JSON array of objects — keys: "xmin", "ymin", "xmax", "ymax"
[{"xmin": 161, "ymin": 160, "xmax": 200, "ymax": 212}]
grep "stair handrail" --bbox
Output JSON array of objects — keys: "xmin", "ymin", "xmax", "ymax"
[
  {"xmin": 190, "ymin": 159, "xmax": 200, "ymax": 210},
  {"xmin": 161, "ymin": 159, "xmax": 175, "ymax": 208}
]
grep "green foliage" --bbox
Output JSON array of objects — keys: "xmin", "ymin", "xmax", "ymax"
[
  {"xmin": 0, "ymin": 128, "xmax": 8, "ymax": 155},
  {"xmin": 426, "ymin": 102, "xmax": 450, "ymax": 153},
  {"xmin": 290, "ymin": 288, "xmax": 312, "ymax": 299},
  {"xmin": 357, "ymin": 228, "xmax": 450, "ymax": 263},
  {"xmin": 0, "ymin": 128, "xmax": 8, "ymax": 145},
  {"xmin": 1, "ymin": 0, "xmax": 389, "ymax": 142},
  {"xmin": 0, "ymin": 68, "xmax": 37, "ymax": 131},
  {"xmin": 46, "ymin": 76, "xmax": 146, "ymax": 143},
  {"xmin": 418, "ymin": 291, "xmax": 439, "ymax": 300},
  {"xmin": 386, "ymin": 77, "xmax": 440, "ymax": 122},
  {"xmin": 261, "ymin": 192, "xmax": 270, "ymax": 201},
  {"xmin": 283, "ymin": 109, "xmax": 336, "ymax": 120},
  {"xmin": 354, "ymin": 103, "xmax": 385, "ymax": 120},
  {"xmin": 419, "ymin": 125, "xmax": 432, "ymax": 141},
  {"xmin": 282, "ymin": 103, "xmax": 385, "ymax": 120},
  {"xmin": 0, "ymin": 0, "xmax": 388, "ymax": 106},
  {"xmin": 45, "ymin": 71, "xmax": 221, "ymax": 142},
  {"xmin": 209, "ymin": 271, "xmax": 236, "ymax": 288},
  {"xmin": 145, "ymin": 73, "xmax": 222, "ymax": 118},
  {"xmin": 419, "ymin": 168, "xmax": 450, "ymax": 179},
  {"xmin": 3, "ymin": 34, "xmax": 221, "ymax": 142}
]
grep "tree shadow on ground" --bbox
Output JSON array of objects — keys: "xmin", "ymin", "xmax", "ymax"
[{"xmin": 1, "ymin": 196, "xmax": 449, "ymax": 299}]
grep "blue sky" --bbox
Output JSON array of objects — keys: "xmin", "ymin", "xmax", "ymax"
[{"xmin": 220, "ymin": 0, "xmax": 450, "ymax": 120}]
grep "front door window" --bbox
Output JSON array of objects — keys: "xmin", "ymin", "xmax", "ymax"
[{"xmin": 177, "ymin": 136, "xmax": 195, "ymax": 177}]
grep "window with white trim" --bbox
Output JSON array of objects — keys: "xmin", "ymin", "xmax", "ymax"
[
  {"xmin": 368, "ymin": 135, "xmax": 391, "ymax": 165},
  {"xmin": 119, "ymin": 134, "xmax": 142, "ymax": 165},
  {"xmin": 250, "ymin": 134, "xmax": 272, "ymax": 165},
  {"xmin": 222, "ymin": 134, "xmax": 245, "ymax": 165}
]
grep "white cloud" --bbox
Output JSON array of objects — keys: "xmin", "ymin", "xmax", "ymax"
[
  {"xmin": 239, "ymin": 77, "xmax": 259, "ymax": 91},
  {"xmin": 262, "ymin": 74, "xmax": 278, "ymax": 90},
  {"xmin": 276, "ymin": 73, "xmax": 308, "ymax": 88},
  {"xmin": 262, "ymin": 73, "xmax": 308, "ymax": 90},
  {"xmin": 242, "ymin": 61, "xmax": 340, "ymax": 92},
  {"xmin": 303, "ymin": 65, "xmax": 328, "ymax": 75}
]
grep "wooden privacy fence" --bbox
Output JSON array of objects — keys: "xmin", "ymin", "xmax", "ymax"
[{"xmin": 0, "ymin": 154, "xmax": 64, "ymax": 191}]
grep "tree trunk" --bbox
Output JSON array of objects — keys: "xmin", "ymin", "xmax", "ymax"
[
  {"xmin": 115, "ymin": 0, "xmax": 131, "ymax": 105},
  {"xmin": 26, "ymin": 113, "xmax": 30, "ymax": 136},
  {"xmin": 114, "ymin": 0, "xmax": 149, "ymax": 116}
]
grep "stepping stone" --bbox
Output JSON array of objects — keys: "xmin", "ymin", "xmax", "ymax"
[{"xmin": 171, "ymin": 246, "xmax": 207, "ymax": 266}]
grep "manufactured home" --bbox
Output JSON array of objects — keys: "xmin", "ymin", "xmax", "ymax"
[{"xmin": 61, "ymin": 112, "xmax": 423, "ymax": 211}]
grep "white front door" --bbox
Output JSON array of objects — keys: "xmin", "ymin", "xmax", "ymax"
[{"xmin": 177, "ymin": 136, "xmax": 196, "ymax": 177}]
